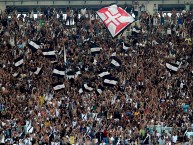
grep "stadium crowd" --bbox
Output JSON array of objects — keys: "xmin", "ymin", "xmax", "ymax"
[{"xmin": 0, "ymin": 3, "xmax": 193, "ymax": 145}]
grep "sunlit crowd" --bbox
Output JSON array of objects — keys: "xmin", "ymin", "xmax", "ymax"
[{"xmin": 0, "ymin": 3, "xmax": 193, "ymax": 145}]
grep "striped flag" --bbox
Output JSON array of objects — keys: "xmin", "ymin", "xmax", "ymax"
[
  {"xmin": 53, "ymin": 82, "xmax": 65, "ymax": 91},
  {"xmin": 34, "ymin": 67, "xmax": 42, "ymax": 75},
  {"xmin": 90, "ymin": 42, "xmax": 102, "ymax": 55},
  {"xmin": 98, "ymin": 71, "xmax": 111, "ymax": 78},
  {"xmin": 122, "ymin": 42, "xmax": 130, "ymax": 50},
  {"xmin": 95, "ymin": 85, "xmax": 105, "ymax": 96},
  {"xmin": 28, "ymin": 41, "xmax": 40, "ymax": 52},
  {"xmin": 110, "ymin": 56, "xmax": 122, "ymax": 67},
  {"xmin": 42, "ymin": 48, "xmax": 56, "ymax": 58},
  {"xmin": 12, "ymin": 72, "xmax": 19, "ymax": 77},
  {"xmin": 111, "ymin": 52, "xmax": 116, "ymax": 57},
  {"xmin": 83, "ymin": 83, "xmax": 94, "ymax": 92},
  {"xmin": 166, "ymin": 62, "xmax": 179, "ymax": 73},
  {"xmin": 14, "ymin": 56, "xmax": 24, "ymax": 67},
  {"xmin": 66, "ymin": 70, "xmax": 76, "ymax": 80},
  {"xmin": 132, "ymin": 27, "xmax": 140, "ymax": 36},
  {"xmin": 103, "ymin": 76, "xmax": 118, "ymax": 87},
  {"xmin": 53, "ymin": 66, "xmax": 65, "ymax": 78}
]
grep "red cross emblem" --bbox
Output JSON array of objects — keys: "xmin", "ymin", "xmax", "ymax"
[{"xmin": 97, "ymin": 4, "xmax": 134, "ymax": 38}]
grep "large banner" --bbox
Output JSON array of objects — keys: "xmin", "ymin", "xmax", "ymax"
[{"xmin": 97, "ymin": 4, "xmax": 135, "ymax": 38}]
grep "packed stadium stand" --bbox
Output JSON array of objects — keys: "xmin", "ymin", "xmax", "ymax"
[{"xmin": 0, "ymin": 0, "xmax": 193, "ymax": 144}]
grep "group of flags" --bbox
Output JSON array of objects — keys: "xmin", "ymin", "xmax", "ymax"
[
  {"xmin": 12, "ymin": 4, "xmax": 192, "ymax": 94},
  {"xmin": 11, "ymin": 4, "xmax": 140, "ymax": 94},
  {"xmin": 14, "ymin": 40, "xmax": 121, "ymax": 93}
]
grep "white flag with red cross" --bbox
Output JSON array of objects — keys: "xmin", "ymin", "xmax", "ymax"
[{"xmin": 97, "ymin": 4, "xmax": 135, "ymax": 38}]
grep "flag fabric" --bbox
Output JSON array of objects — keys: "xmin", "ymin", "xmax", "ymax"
[
  {"xmin": 90, "ymin": 42, "xmax": 102, "ymax": 55},
  {"xmin": 166, "ymin": 62, "xmax": 179, "ymax": 73},
  {"xmin": 74, "ymin": 67, "xmax": 81, "ymax": 78},
  {"xmin": 66, "ymin": 70, "xmax": 76, "ymax": 80},
  {"xmin": 12, "ymin": 72, "xmax": 19, "ymax": 77},
  {"xmin": 97, "ymin": 4, "xmax": 135, "ymax": 38},
  {"xmin": 98, "ymin": 71, "xmax": 111, "ymax": 78},
  {"xmin": 83, "ymin": 84, "xmax": 94, "ymax": 92},
  {"xmin": 132, "ymin": 27, "xmax": 140, "ymax": 36},
  {"xmin": 111, "ymin": 52, "xmax": 116, "ymax": 57},
  {"xmin": 34, "ymin": 67, "xmax": 42, "ymax": 75},
  {"xmin": 28, "ymin": 41, "xmax": 40, "ymax": 52},
  {"xmin": 103, "ymin": 76, "xmax": 118, "ymax": 87},
  {"xmin": 122, "ymin": 42, "xmax": 130, "ymax": 50},
  {"xmin": 110, "ymin": 56, "xmax": 122, "ymax": 67},
  {"xmin": 78, "ymin": 88, "xmax": 83, "ymax": 94},
  {"xmin": 95, "ymin": 85, "xmax": 105, "ymax": 95},
  {"xmin": 42, "ymin": 48, "xmax": 56, "ymax": 58},
  {"xmin": 53, "ymin": 66, "xmax": 65, "ymax": 78},
  {"xmin": 51, "ymin": 60, "xmax": 58, "ymax": 64},
  {"xmin": 14, "ymin": 56, "xmax": 24, "ymax": 67},
  {"xmin": 53, "ymin": 82, "xmax": 65, "ymax": 91},
  {"xmin": 132, "ymin": 27, "xmax": 140, "ymax": 33}
]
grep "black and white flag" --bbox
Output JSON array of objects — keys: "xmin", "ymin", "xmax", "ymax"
[
  {"xmin": 53, "ymin": 66, "xmax": 65, "ymax": 78},
  {"xmin": 103, "ymin": 76, "xmax": 118, "ymax": 87},
  {"xmin": 53, "ymin": 82, "xmax": 65, "ymax": 91},
  {"xmin": 111, "ymin": 52, "xmax": 116, "ymax": 57},
  {"xmin": 166, "ymin": 62, "xmax": 179, "ymax": 73},
  {"xmin": 90, "ymin": 42, "xmax": 102, "ymax": 55},
  {"xmin": 122, "ymin": 42, "xmax": 130, "ymax": 50},
  {"xmin": 42, "ymin": 48, "xmax": 56, "ymax": 58},
  {"xmin": 98, "ymin": 71, "xmax": 111, "ymax": 78},
  {"xmin": 74, "ymin": 67, "xmax": 81, "ymax": 77},
  {"xmin": 12, "ymin": 72, "xmax": 19, "ymax": 77},
  {"xmin": 83, "ymin": 84, "xmax": 94, "ymax": 92},
  {"xmin": 66, "ymin": 70, "xmax": 76, "ymax": 79},
  {"xmin": 110, "ymin": 57, "xmax": 122, "ymax": 67},
  {"xmin": 132, "ymin": 27, "xmax": 140, "ymax": 35},
  {"xmin": 96, "ymin": 85, "xmax": 105, "ymax": 96},
  {"xmin": 34, "ymin": 67, "xmax": 42, "ymax": 75},
  {"xmin": 14, "ymin": 56, "xmax": 24, "ymax": 67},
  {"xmin": 28, "ymin": 41, "xmax": 40, "ymax": 52}
]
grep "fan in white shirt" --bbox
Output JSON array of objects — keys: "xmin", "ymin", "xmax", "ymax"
[
  {"xmin": 172, "ymin": 135, "xmax": 178, "ymax": 143},
  {"xmin": 0, "ymin": 134, "xmax": 5, "ymax": 144}
]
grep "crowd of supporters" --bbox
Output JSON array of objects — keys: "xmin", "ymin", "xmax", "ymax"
[{"xmin": 0, "ymin": 3, "xmax": 193, "ymax": 145}]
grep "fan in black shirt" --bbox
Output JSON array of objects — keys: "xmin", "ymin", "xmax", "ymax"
[{"xmin": 95, "ymin": 131, "xmax": 104, "ymax": 143}]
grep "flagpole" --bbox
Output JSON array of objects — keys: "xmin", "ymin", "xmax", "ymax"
[{"xmin": 64, "ymin": 45, "xmax": 66, "ymax": 65}]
